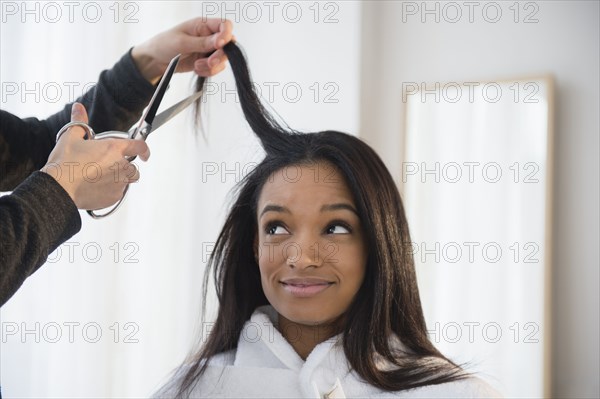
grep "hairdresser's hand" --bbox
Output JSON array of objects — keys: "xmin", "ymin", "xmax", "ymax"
[
  {"xmin": 131, "ymin": 17, "xmax": 234, "ymax": 84},
  {"xmin": 41, "ymin": 103, "xmax": 151, "ymax": 210}
]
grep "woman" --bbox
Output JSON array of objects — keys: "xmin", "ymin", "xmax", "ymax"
[{"xmin": 154, "ymin": 43, "xmax": 501, "ymax": 398}]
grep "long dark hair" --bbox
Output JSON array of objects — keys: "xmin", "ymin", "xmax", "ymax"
[{"xmin": 175, "ymin": 42, "xmax": 466, "ymax": 396}]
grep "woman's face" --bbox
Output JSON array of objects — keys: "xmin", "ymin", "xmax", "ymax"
[{"xmin": 256, "ymin": 161, "xmax": 367, "ymax": 327}]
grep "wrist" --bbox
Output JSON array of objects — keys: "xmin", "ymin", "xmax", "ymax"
[
  {"xmin": 41, "ymin": 163, "xmax": 77, "ymax": 205},
  {"xmin": 131, "ymin": 45, "xmax": 162, "ymax": 85}
]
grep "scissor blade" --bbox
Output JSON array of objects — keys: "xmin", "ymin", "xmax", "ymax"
[
  {"xmin": 150, "ymin": 91, "xmax": 203, "ymax": 132},
  {"xmin": 143, "ymin": 54, "xmax": 181, "ymax": 126}
]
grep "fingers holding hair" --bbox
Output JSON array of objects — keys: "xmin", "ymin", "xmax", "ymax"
[
  {"xmin": 176, "ymin": 18, "xmax": 233, "ymax": 77},
  {"xmin": 185, "ymin": 18, "xmax": 233, "ymax": 50}
]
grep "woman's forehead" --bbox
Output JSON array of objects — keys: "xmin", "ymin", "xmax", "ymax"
[{"xmin": 257, "ymin": 162, "xmax": 355, "ymax": 210}]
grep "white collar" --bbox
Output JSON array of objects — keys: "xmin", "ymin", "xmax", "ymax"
[{"xmin": 233, "ymin": 305, "xmax": 349, "ymax": 398}]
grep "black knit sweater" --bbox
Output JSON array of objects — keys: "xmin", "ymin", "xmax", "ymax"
[{"xmin": 0, "ymin": 49, "xmax": 155, "ymax": 306}]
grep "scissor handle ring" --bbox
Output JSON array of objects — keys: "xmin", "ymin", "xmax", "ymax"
[
  {"xmin": 87, "ymin": 185, "xmax": 130, "ymax": 219},
  {"xmin": 55, "ymin": 122, "xmax": 133, "ymax": 219},
  {"xmin": 85, "ymin": 131, "xmax": 133, "ymax": 219},
  {"xmin": 56, "ymin": 121, "xmax": 96, "ymax": 141}
]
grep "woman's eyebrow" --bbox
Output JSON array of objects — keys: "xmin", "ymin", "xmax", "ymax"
[
  {"xmin": 259, "ymin": 204, "xmax": 290, "ymax": 218},
  {"xmin": 260, "ymin": 203, "xmax": 358, "ymax": 218},
  {"xmin": 321, "ymin": 203, "xmax": 358, "ymax": 215}
]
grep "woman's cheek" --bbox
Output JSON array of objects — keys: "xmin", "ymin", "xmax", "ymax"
[{"xmin": 258, "ymin": 244, "xmax": 285, "ymax": 282}]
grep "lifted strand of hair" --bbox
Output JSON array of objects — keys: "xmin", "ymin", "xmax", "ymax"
[{"xmin": 194, "ymin": 41, "xmax": 300, "ymax": 155}]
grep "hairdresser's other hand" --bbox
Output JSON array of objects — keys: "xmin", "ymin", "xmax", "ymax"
[
  {"xmin": 131, "ymin": 17, "xmax": 234, "ymax": 84},
  {"xmin": 41, "ymin": 103, "xmax": 151, "ymax": 210}
]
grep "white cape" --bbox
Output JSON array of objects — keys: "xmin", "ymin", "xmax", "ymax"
[{"xmin": 153, "ymin": 306, "xmax": 502, "ymax": 398}]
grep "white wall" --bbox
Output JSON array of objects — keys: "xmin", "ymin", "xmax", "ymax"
[{"xmin": 360, "ymin": 1, "xmax": 599, "ymax": 397}]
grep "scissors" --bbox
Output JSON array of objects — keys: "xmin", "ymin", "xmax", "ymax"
[{"xmin": 55, "ymin": 54, "xmax": 202, "ymax": 219}]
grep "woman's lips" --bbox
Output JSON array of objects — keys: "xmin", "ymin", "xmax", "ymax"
[{"xmin": 280, "ymin": 279, "xmax": 334, "ymax": 298}]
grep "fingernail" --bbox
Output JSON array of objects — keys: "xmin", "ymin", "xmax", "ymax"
[
  {"xmin": 211, "ymin": 57, "xmax": 221, "ymax": 67},
  {"xmin": 71, "ymin": 102, "xmax": 81, "ymax": 117}
]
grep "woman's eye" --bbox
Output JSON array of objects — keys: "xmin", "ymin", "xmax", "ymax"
[
  {"xmin": 326, "ymin": 224, "xmax": 351, "ymax": 234},
  {"xmin": 266, "ymin": 224, "xmax": 289, "ymax": 235}
]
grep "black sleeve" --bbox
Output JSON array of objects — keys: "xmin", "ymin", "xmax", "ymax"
[
  {"xmin": 0, "ymin": 49, "xmax": 156, "ymax": 307},
  {"xmin": 0, "ymin": 172, "xmax": 81, "ymax": 306}
]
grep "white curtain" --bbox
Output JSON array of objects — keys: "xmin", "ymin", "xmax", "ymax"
[
  {"xmin": 403, "ymin": 81, "xmax": 550, "ymax": 397},
  {"xmin": 0, "ymin": 2, "xmax": 361, "ymax": 396}
]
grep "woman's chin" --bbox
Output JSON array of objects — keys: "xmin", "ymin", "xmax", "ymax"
[{"xmin": 276, "ymin": 305, "xmax": 341, "ymax": 329}]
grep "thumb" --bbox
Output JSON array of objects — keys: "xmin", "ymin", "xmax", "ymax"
[{"xmin": 67, "ymin": 102, "xmax": 90, "ymax": 139}]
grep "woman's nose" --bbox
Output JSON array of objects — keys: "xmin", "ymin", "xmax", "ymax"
[{"xmin": 285, "ymin": 234, "xmax": 324, "ymax": 269}]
